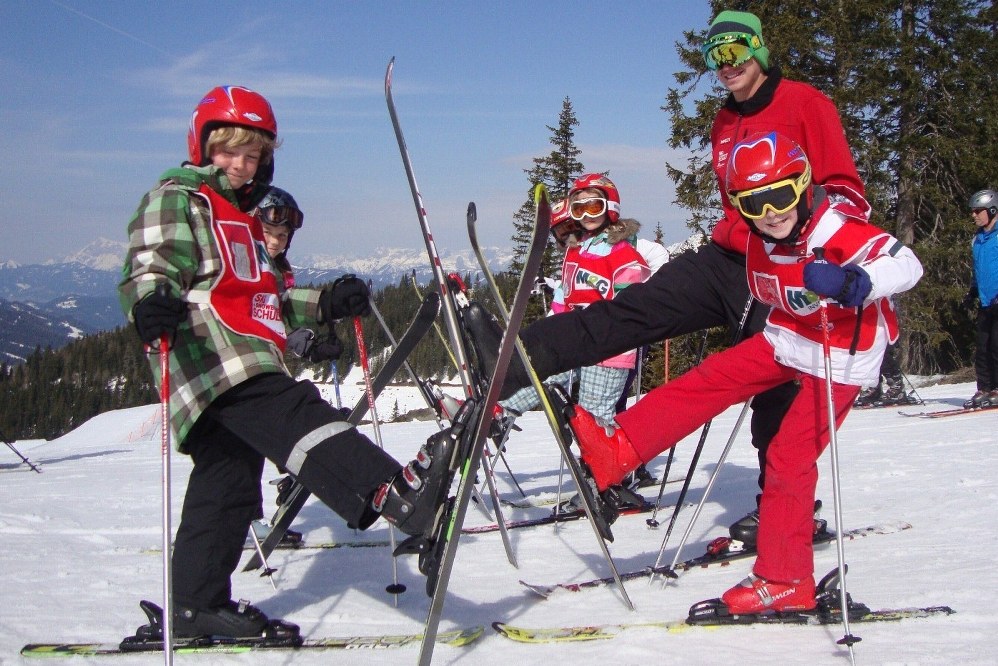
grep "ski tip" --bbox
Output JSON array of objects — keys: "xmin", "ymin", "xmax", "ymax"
[
  {"xmin": 385, "ymin": 57, "xmax": 396, "ymax": 91},
  {"xmin": 467, "ymin": 201, "xmax": 477, "ymax": 220},
  {"xmin": 533, "ymin": 183, "xmax": 549, "ymax": 207}
]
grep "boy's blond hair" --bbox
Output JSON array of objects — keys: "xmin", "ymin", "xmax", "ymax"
[{"xmin": 205, "ymin": 126, "xmax": 280, "ymax": 165}]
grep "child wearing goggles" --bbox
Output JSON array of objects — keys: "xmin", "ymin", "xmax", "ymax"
[
  {"xmin": 502, "ymin": 174, "xmax": 663, "ymax": 495},
  {"xmin": 498, "ymin": 8, "xmax": 868, "ymax": 579},
  {"xmin": 561, "ymin": 131, "xmax": 923, "ymax": 616}
]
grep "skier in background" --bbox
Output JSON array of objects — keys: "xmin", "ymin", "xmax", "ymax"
[{"xmin": 962, "ymin": 188, "xmax": 998, "ymax": 409}]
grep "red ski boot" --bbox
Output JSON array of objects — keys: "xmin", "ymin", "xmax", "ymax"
[
  {"xmin": 721, "ymin": 573, "xmax": 817, "ymax": 614},
  {"xmin": 567, "ymin": 406, "xmax": 642, "ymax": 492}
]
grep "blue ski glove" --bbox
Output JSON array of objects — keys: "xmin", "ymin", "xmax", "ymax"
[
  {"xmin": 804, "ymin": 261, "xmax": 872, "ymax": 307},
  {"xmin": 320, "ymin": 274, "xmax": 370, "ymax": 320},
  {"xmin": 132, "ymin": 285, "xmax": 187, "ymax": 345}
]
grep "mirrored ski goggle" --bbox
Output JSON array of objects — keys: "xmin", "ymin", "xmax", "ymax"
[
  {"xmin": 257, "ymin": 205, "xmax": 304, "ymax": 229},
  {"xmin": 730, "ymin": 176, "xmax": 808, "ymax": 220},
  {"xmin": 702, "ymin": 34, "xmax": 758, "ymax": 71},
  {"xmin": 569, "ymin": 197, "xmax": 608, "ymax": 220}
]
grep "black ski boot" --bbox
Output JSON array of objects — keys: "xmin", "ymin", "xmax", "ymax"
[
  {"xmin": 377, "ymin": 399, "xmax": 473, "ymax": 565},
  {"xmin": 123, "ymin": 599, "xmax": 301, "ymax": 648},
  {"xmin": 853, "ymin": 386, "xmax": 881, "ymax": 408},
  {"xmin": 729, "ymin": 497, "xmax": 827, "ymax": 548},
  {"xmin": 628, "ymin": 464, "xmax": 658, "ymax": 489}
]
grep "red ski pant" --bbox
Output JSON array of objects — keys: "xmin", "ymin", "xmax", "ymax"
[{"xmin": 615, "ymin": 333, "xmax": 859, "ymax": 582}]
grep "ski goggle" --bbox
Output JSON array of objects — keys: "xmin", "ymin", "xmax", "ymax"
[
  {"xmin": 569, "ymin": 197, "xmax": 608, "ymax": 221},
  {"xmin": 702, "ymin": 34, "xmax": 759, "ymax": 71},
  {"xmin": 730, "ymin": 175, "xmax": 809, "ymax": 220},
  {"xmin": 551, "ymin": 218, "xmax": 583, "ymax": 245},
  {"xmin": 257, "ymin": 205, "xmax": 304, "ymax": 229}
]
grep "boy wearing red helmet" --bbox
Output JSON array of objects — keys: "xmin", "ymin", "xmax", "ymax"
[
  {"xmin": 502, "ymin": 9, "xmax": 867, "ymax": 547},
  {"xmin": 119, "ymin": 86, "xmax": 456, "ymax": 641},
  {"xmin": 565, "ymin": 132, "xmax": 922, "ymax": 614}
]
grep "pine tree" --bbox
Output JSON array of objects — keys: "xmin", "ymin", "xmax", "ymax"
[{"xmin": 509, "ymin": 97, "xmax": 586, "ymax": 323}]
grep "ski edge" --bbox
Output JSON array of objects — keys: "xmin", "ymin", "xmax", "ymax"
[
  {"xmin": 491, "ymin": 606, "xmax": 955, "ymax": 643},
  {"xmin": 20, "ymin": 625, "xmax": 484, "ymax": 657}
]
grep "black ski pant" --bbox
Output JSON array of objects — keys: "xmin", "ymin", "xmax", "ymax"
[
  {"xmin": 172, "ymin": 373, "xmax": 401, "ymax": 609},
  {"xmin": 518, "ymin": 241, "xmax": 799, "ymax": 491},
  {"xmin": 974, "ymin": 304, "xmax": 998, "ymax": 391}
]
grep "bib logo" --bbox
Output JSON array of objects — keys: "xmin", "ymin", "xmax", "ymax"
[
  {"xmin": 785, "ymin": 286, "xmax": 820, "ymax": 316},
  {"xmin": 251, "ymin": 293, "xmax": 284, "ymax": 331},
  {"xmin": 575, "ymin": 268, "xmax": 610, "ymax": 297}
]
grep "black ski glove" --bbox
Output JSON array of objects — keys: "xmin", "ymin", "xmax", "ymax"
[
  {"xmin": 287, "ymin": 328, "xmax": 344, "ymax": 363},
  {"xmin": 320, "ymin": 274, "xmax": 370, "ymax": 320},
  {"xmin": 132, "ymin": 285, "xmax": 187, "ymax": 345},
  {"xmin": 306, "ymin": 336, "xmax": 343, "ymax": 363}
]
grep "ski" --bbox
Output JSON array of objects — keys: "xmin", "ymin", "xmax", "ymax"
[
  {"xmin": 468, "ymin": 199, "xmax": 634, "ymax": 606},
  {"xmin": 145, "ymin": 540, "xmax": 393, "ymax": 555},
  {"xmin": 492, "ymin": 606, "xmax": 953, "ymax": 643},
  {"xmin": 519, "ymin": 521, "xmax": 912, "ymax": 598},
  {"xmin": 899, "ymin": 404, "xmax": 998, "ymax": 418},
  {"xmin": 464, "ymin": 500, "xmax": 692, "ymax": 535},
  {"xmin": 21, "ymin": 626, "xmax": 484, "ymax": 657},
  {"xmin": 242, "ymin": 290, "xmax": 440, "ymax": 572},
  {"xmin": 411, "ymin": 186, "xmax": 547, "ymax": 665},
  {"xmin": 384, "ymin": 58, "xmax": 548, "ymax": 665},
  {"xmin": 852, "ymin": 394, "xmax": 923, "ymax": 409}
]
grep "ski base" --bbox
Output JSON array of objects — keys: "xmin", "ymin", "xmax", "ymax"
[
  {"xmin": 899, "ymin": 403, "xmax": 998, "ymax": 418},
  {"xmin": 519, "ymin": 521, "xmax": 912, "ymax": 598},
  {"xmin": 463, "ymin": 498, "xmax": 670, "ymax": 535},
  {"xmin": 492, "ymin": 605, "xmax": 953, "ymax": 643},
  {"xmin": 21, "ymin": 626, "xmax": 484, "ymax": 656}
]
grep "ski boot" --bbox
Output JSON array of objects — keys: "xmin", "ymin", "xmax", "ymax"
[
  {"xmin": 546, "ymin": 385, "xmax": 630, "ymax": 541},
  {"xmin": 627, "ymin": 464, "xmax": 658, "ymax": 490},
  {"xmin": 729, "ymin": 497, "xmax": 827, "ymax": 549},
  {"xmin": 552, "ymin": 484, "xmax": 644, "ymax": 516},
  {"xmin": 853, "ymin": 386, "xmax": 881, "ymax": 408},
  {"xmin": 379, "ymin": 399, "xmax": 475, "ymax": 592},
  {"xmin": 963, "ymin": 390, "xmax": 998, "ymax": 409},
  {"xmin": 123, "ymin": 599, "xmax": 301, "ymax": 648},
  {"xmin": 720, "ymin": 573, "xmax": 817, "ymax": 614},
  {"xmin": 375, "ymin": 402, "xmax": 470, "ymax": 540}
]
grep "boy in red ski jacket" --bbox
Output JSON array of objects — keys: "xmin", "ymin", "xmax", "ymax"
[{"xmin": 566, "ymin": 132, "xmax": 922, "ymax": 614}]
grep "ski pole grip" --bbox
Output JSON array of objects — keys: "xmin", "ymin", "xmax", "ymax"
[{"xmin": 813, "ymin": 247, "xmax": 827, "ymax": 263}]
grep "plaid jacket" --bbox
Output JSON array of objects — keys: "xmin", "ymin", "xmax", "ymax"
[{"xmin": 118, "ymin": 165, "xmax": 321, "ymax": 448}]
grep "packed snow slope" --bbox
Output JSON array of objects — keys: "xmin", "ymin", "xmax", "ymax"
[{"xmin": 1, "ymin": 376, "xmax": 994, "ymax": 664}]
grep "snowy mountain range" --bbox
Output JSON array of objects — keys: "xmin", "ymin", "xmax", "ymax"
[{"xmin": 0, "ymin": 238, "xmax": 516, "ymax": 363}]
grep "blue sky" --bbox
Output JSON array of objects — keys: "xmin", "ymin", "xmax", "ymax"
[{"xmin": 2, "ymin": 0, "xmax": 716, "ymax": 266}]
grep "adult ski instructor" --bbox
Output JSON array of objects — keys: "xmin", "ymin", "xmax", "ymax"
[
  {"xmin": 118, "ymin": 85, "xmax": 455, "ymax": 643},
  {"xmin": 501, "ymin": 9, "xmax": 868, "ymax": 541}
]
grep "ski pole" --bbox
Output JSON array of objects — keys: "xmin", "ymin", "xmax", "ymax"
[
  {"xmin": 647, "ymin": 329, "xmax": 710, "ymax": 529},
  {"xmin": 353, "ymin": 316, "xmax": 406, "ymax": 600},
  {"xmin": 655, "ymin": 398, "xmax": 751, "ymax": 579},
  {"xmin": 813, "ymin": 248, "xmax": 860, "ymax": 661},
  {"xmin": 157, "ymin": 329, "xmax": 174, "ymax": 665},
  {"xmin": 1, "ymin": 430, "xmax": 42, "ymax": 473},
  {"xmin": 330, "ymin": 362, "xmax": 342, "ymax": 409}
]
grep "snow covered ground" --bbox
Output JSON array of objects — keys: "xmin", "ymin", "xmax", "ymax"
[{"xmin": 2, "ymin": 374, "xmax": 995, "ymax": 665}]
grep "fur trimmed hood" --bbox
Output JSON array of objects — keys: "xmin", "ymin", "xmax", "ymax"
[{"xmin": 566, "ymin": 217, "xmax": 641, "ymax": 247}]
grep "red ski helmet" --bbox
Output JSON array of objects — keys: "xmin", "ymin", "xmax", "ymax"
[
  {"xmin": 726, "ymin": 132, "xmax": 811, "ymax": 216},
  {"xmin": 549, "ymin": 197, "xmax": 582, "ymax": 246},
  {"xmin": 569, "ymin": 173, "xmax": 621, "ymax": 223},
  {"xmin": 187, "ymin": 85, "xmax": 277, "ymax": 167}
]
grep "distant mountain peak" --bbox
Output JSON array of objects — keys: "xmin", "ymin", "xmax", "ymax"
[{"xmin": 62, "ymin": 237, "xmax": 128, "ymax": 271}]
